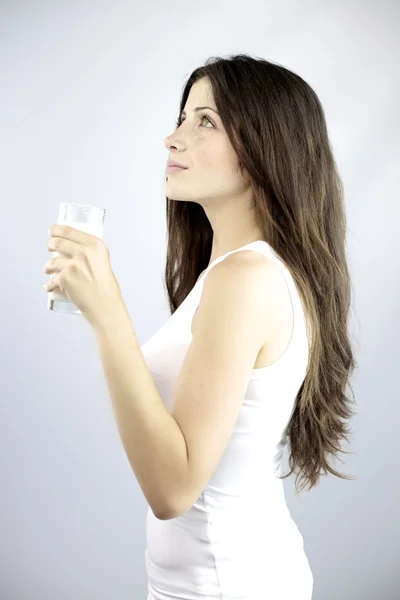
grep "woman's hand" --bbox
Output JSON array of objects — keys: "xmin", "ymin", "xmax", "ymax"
[{"xmin": 43, "ymin": 224, "xmax": 126, "ymax": 328}]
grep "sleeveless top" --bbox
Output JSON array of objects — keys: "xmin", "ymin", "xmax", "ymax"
[{"xmin": 140, "ymin": 240, "xmax": 314, "ymax": 600}]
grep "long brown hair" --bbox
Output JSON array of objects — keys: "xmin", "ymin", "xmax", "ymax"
[{"xmin": 164, "ymin": 53, "xmax": 358, "ymax": 494}]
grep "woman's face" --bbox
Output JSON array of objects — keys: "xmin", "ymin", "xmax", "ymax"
[{"xmin": 164, "ymin": 77, "xmax": 250, "ymax": 207}]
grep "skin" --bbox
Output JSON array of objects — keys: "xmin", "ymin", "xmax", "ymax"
[{"xmin": 163, "ymin": 77, "xmax": 264, "ymax": 265}]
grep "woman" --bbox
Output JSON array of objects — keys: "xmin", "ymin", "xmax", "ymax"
[{"xmin": 142, "ymin": 53, "xmax": 357, "ymax": 600}]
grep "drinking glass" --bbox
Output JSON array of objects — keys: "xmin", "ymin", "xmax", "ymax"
[{"xmin": 47, "ymin": 202, "xmax": 106, "ymax": 315}]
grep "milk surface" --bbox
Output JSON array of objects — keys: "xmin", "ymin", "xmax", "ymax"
[{"xmin": 47, "ymin": 219, "xmax": 104, "ymax": 304}]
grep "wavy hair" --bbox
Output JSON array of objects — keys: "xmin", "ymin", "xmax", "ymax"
[{"xmin": 164, "ymin": 53, "xmax": 358, "ymax": 494}]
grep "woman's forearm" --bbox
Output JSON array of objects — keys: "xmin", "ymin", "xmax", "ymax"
[{"xmin": 93, "ymin": 307, "xmax": 189, "ymax": 520}]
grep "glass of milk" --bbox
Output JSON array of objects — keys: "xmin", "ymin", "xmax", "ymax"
[{"xmin": 47, "ymin": 202, "xmax": 106, "ymax": 315}]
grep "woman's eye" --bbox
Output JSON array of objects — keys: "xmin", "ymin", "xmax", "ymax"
[
  {"xmin": 199, "ymin": 113, "xmax": 214, "ymax": 127},
  {"xmin": 176, "ymin": 113, "xmax": 214, "ymax": 129}
]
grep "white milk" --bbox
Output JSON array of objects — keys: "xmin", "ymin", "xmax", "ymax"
[{"xmin": 47, "ymin": 219, "xmax": 104, "ymax": 305}]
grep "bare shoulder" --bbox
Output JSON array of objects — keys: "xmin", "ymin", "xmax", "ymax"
[
  {"xmin": 193, "ymin": 249, "xmax": 290, "ymax": 334},
  {"xmin": 214, "ymin": 249, "xmax": 289, "ymax": 304},
  {"xmin": 192, "ymin": 249, "xmax": 294, "ymax": 368},
  {"xmin": 221, "ymin": 249, "xmax": 281, "ymax": 280}
]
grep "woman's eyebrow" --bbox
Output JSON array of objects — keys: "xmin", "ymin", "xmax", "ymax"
[{"xmin": 181, "ymin": 106, "xmax": 220, "ymax": 116}]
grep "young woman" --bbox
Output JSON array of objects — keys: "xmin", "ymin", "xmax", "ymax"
[{"xmin": 141, "ymin": 53, "xmax": 357, "ymax": 600}]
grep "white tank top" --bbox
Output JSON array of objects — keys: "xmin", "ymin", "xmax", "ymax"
[{"xmin": 141, "ymin": 240, "xmax": 314, "ymax": 600}]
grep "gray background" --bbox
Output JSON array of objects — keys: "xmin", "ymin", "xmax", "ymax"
[{"xmin": 1, "ymin": 0, "xmax": 399, "ymax": 598}]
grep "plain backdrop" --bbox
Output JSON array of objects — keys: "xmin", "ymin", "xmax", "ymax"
[{"xmin": 1, "ymin": 0, "xmax": 399, "ymax": 598}]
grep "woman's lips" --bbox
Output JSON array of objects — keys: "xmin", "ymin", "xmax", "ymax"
[{"xmin": 167, "ymin": 165, "xmax": 188, "ymax": 173}]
